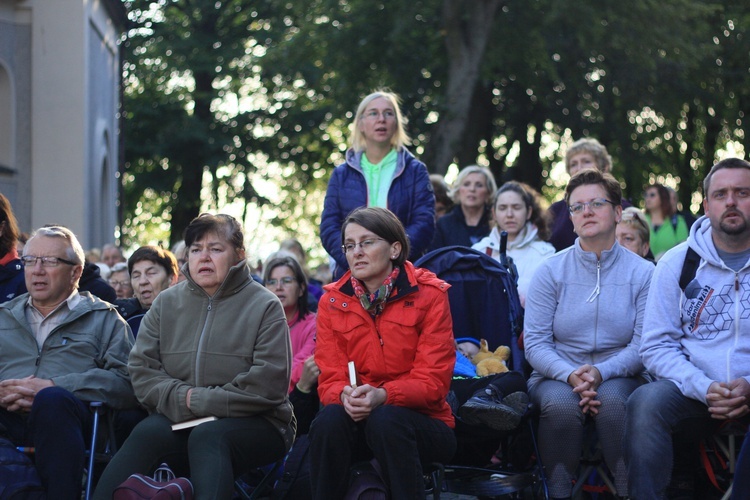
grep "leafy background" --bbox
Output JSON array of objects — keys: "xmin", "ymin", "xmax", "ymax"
[{"xmin": 119, "ymin": 0, "xmax": 750, "ymax": 265}]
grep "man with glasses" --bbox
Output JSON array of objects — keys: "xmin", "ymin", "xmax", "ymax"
[
  {"xmin": 0, "ymin": 226, "xmax": 136, "ymax": 500},
  {"xmin": 625, "ymin": 158, "xmax": 750, "ymax": 499}
]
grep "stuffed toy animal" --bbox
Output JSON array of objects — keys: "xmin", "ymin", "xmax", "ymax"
[{"xmin": 471, "ymin": 339, "xmax": 511, "ymax": 377}]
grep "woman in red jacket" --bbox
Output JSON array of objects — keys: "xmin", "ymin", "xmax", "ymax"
[{"xmin": 309, "ymin": 207, "xmax": 457, "ymax": 499}]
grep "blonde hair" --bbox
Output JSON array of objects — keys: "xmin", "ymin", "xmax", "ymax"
[
  {"xmin": 565, "ymin": 138, "xmax": 612, "ymax": 174},
  {"xmin": 619, "ymin": 207, "xmax": 650, "ymax": 244},
  {"xmin": 350, "ymin": 91, "xmax": 410, "ymax": 153},
  {"xmin": 449, "ymin": 165, "xmax": 498, "ymax": 205}
]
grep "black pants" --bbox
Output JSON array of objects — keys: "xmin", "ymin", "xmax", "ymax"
[
  {"xmin": 93, "ymin": 413, "xmax": 287, "ymax": 500},
  {"xmin": 308, "ymin": 404, "xmax": 456, "ymax": 500}
]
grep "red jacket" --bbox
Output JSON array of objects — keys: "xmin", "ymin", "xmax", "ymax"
[{"xmin": 316, "ymin": 261, "xmax": 455, "ymax": 428}]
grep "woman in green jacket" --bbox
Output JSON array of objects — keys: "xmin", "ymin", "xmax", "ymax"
[
  {"xmin": 644, "ymin": 183, "xmax": 689, "ymax": 260},
  {"xmin": 94, "ymin": 214, "xmax": 295, "ymax": 500}
]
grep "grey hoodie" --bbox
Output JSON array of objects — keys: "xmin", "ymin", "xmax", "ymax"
[
  {"xmin": 524, "ymin": 239, "xmax": 653, "ymax": 392},
  {"xmin": 640, "ymin": 215, "xmax": 750, "ymax": 403}
]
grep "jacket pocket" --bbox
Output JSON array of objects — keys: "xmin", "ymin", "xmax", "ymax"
[{"xmin": 44, "ymin": 332, "xmax": 101, "ymax": 367}]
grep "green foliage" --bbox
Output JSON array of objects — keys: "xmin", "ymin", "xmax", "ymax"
[{"xmin": 120, "ymin": 0, "xmax": 750, "ymax": 252}]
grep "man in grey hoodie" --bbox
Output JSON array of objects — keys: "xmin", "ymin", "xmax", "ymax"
[{"xmin": 625, "ymin": 158, "xmax": 750, "ymax": 499}]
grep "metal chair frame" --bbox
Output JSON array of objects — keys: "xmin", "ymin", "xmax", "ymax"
[
  {"xmin": 234, "ymin": 459, "xmax": 284, "ymax": 500},
  {"xmin": 84, "ymin": 401, "xmax": 118, "ymax": 500},
  {"xmin": 431, "ymin": 412, "xmax": 550, "ymax": 499}
]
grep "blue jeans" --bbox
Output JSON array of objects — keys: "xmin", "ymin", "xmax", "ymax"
[
  {"xmin": 309, "ymin": 404, "xmax": 456, "ymax": 500},
  {"xmin": 0, "ymin": 386, "xmax": 93, "ymax": 500},
  {"xmin": 624, "ymin": 380, "xmax": 715, "ymax": 500}
]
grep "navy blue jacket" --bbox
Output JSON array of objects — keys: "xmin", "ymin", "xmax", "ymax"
[
  {"xmin": 0, "ymin": 258, "xmax": 26, "ymax": 304},
  {"xmin": 79, "ymin": 262, "xmax": 116, "ymax": 303},
  {"xmin": 429, "ymin": 204, "xmax": 492, "ymax": 251},
  {"xmin": 320, "ymin": 148, "xmax": 435, "ymax": 278}
]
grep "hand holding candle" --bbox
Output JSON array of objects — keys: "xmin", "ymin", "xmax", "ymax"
[{"xmin": 348, "ymin": 361, "xmax": 357, "ymax": 389}]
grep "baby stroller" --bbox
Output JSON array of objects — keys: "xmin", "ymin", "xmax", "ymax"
[
  {"xmin": 415, "ymin": 244, "xmax": 524, "ymax": 372},
  {"xmin": 416, "ymin": 242, "xmax": 548, "ymax": 499}
]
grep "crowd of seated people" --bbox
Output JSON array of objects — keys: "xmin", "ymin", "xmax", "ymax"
[{"xmin": 4, "ymin": 93, "xmax": 749, "ymax": 500}]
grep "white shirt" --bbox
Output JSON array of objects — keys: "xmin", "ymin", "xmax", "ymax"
[{"xmin": 25, "ymin": 290, "xmax": 81, "ymax": 349}]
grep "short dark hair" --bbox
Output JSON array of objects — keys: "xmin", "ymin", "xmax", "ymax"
[
  {"xmin": 341, "ymin": 207, "xmax": 410, "ymax": 266},
  {"xmin": 703, "ymin": 158, "xmax": 750, "ymax": 194},
  {"xmin": 430, "ymin": 174, "xmax": 454, "ymax": 211},
  {"xmin": 564, "ymin": 168, "xmax": 622, "ymax": 207},
  {"xmin": 184, "ymin": 213, "xmax": 244, "ymax": 251},
  {"xmin": 128, "ymin": 246, "xmax": 179, "ymax": 278},
  {"xmin": 0, "ymin": 194, "xmax": 20, "ymax": 256},
  {"xmin": 263, "ymin": 255, "xmax": 310, "ymax": 319}
]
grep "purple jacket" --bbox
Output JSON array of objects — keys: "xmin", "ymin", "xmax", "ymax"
[{"xmin": 320, "ymin": 148, "xmax": 435, "ymax": 278}]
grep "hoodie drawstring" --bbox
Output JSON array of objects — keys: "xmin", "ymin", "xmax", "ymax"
[{"xmin": 587, "ymin": 260, "xmax": 601, "ymax": 303}]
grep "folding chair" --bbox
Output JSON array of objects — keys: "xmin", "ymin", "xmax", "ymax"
[
  {"xmin": 571, "ymin": 423, "xmax": 616, "ymax": 499},
  {"xmin": 701, "ymin": 419, "xmax": 748, "ymax": 500},
  {"xmin": 84, "ymin": 402, "xmax": 119, "ymax": 500},
  {"xmin": 18, "ymin": 401, "xmax": 118, "ymax": 500},
  {"xmin": 234, "ymin": 459, "xmax": 284, "ymax": 499}
]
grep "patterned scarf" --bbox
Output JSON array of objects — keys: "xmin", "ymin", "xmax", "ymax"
[{"xmin": 350, "ymin": 266, "xmax": 400, "ymax": 315}]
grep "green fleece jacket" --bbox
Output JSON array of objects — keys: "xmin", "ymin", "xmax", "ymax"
[
  {"xmin": 0, "ymin": 291, "xmax": 137, "ymax": 409},
  {"xmin": 129, "ymin": 260, "xmax": 296, "ymax": 448}
]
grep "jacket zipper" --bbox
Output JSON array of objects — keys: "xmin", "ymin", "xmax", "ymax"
[
  {"xmin": 194, "ymin": 298, "xmax": 214, "ymax": 385},
  {"xmin": 729, "ymin": 272, "xmax": 740, "ymax": 382},
  {"xmin": 373, "ymin": 314, "xmax": 384, "ymax": 347},
  {"xmin": 592, "ymin": 259, "xmax": 600, "ymax": 361}
]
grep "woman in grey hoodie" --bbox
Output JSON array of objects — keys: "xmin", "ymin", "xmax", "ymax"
[{"xmin": 523, "ymin": 169, "xmax": 654, "ymax": 499}]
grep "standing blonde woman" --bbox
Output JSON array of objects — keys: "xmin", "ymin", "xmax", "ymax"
[{"xmin": 320, "ymin": 90, "xmax": 435, "ymax": 281}]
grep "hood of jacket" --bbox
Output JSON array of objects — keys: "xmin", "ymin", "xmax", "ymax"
[
  {"xmin": 687, "ymin": 215, "xmax": 737, "ymax": 270},
  {"xmin": 509, "ymin": 224, "xmax": 542, "ymax": 250},
  {"xmin": 345, "ymin": 146, "xmax": 413, "ymax": 178},
  {"xmin": 481, "ymin": 224, "xmax": 542, "ymax": 252},
  {"xmin": 181, "ymin": 258, "xmax": 254, "ymax": 298}
]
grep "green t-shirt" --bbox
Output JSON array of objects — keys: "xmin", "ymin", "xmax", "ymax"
[
  {"xmin": 361, "ymin": 149, "xmax": 398, "ymax": 208},
  {"xmin": 648, "ymin": 214, "xmax": 689, "ymax": 260}
]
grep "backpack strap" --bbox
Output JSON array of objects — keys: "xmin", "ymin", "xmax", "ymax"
[{"xmin": 679, "ymin": 247, "xmax": 700, "ymax": 291}]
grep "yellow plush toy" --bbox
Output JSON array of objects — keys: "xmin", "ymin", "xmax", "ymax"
[{"xmin": 471, "ymin": 339, "xmax": 511, "ymax": 377}]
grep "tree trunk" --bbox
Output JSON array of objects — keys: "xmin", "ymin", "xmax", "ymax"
[
  {"xmin": 422, "ymin": 0, "xmax": 502, "ymax": 175},
  {"xmin": 169, "ymin": 70, "xmax": 216, "ymax": 245}
]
